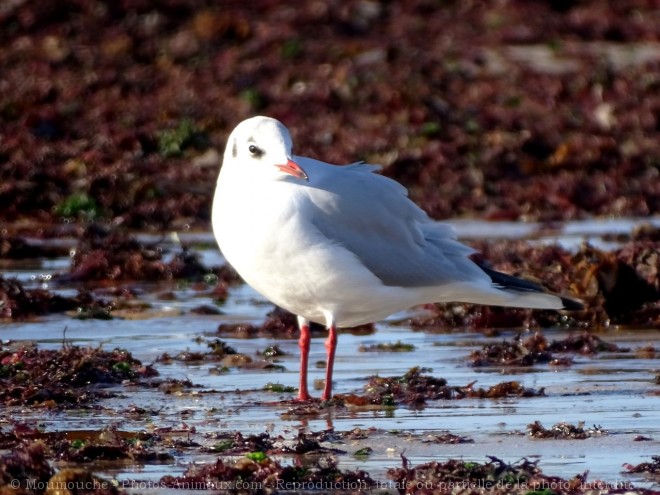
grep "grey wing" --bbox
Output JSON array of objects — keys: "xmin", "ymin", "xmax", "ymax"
[{"xmin": 302, "ymin": 160, "xmax": 489, "ymax": 288}]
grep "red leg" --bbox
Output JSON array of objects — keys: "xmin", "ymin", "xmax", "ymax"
[
  {"xmin": 322, "ymin": 324, "xmax": 337, "ymax": 401},
  {"xmin": 297, "ymin": 317, "xmax": 312, "ymax": 401}
]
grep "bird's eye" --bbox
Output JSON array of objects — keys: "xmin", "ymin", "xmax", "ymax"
[{"xmin": 247, "ymin": 142, "xmax": 264, "ymax": 158}]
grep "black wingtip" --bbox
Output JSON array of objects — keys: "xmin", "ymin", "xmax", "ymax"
[
  {"xmin": 476, "ymin": 261, "xmax": 584, "ymax": 311},
  {"xmin": 559, "ymin": 295, "xmax": 585, "ymax": 311}
]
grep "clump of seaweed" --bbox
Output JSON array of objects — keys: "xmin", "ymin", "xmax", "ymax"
[
  {"xmin": 0, "ymin": 441, "xmax": 125, "ymax": 494},
  {"xmin": 51, "ymin": 427, "xmax": 173, "ymax": 463},
  {"xmin": 528, "ymin": 421, "xmax": 608, "ymax": 439},
  {"xmin": 0, "ymin": 234, "xmax": 69, "ymax": 259},
  {"xmin": 160, "ymin": 453, "xmax": 374, "ymax": 493},
  {"xmin": 469, "ymin": 331, "xmax": 626, "ymax": 367},
  {"xmin": 359, "ymin": 341, "xmax": 415, "ymax": 352},
  {"xmin": 547, "ymin": 332, "xmax": 628, "ymax": 354},
  {"xmin": 624, "ymin": 455, "xmax": 660, "ymax": 475},
  {"xmin": 0, "ymin": 343, "xmax": 157, "ymax": 407},
  {"xmin": 0, "ymin": 430, "xmax": 165, "ymax": 494},
  {"xmin": 62, "ymin": 225, "xmax": 211, "ymax": 282},
  {"xmin": 0, "ymin": 276, "xmax": 108, "ymax": 320},
  {"xmin": 0, "ymin": 442, "xmax": 54, "ymax": 493},
  {"xmin": 387, "ymin": 454, "xmax": 643, "ymax": 494},
  {"xmin": 157, "ymin": 338, "xmax": 238, "ymax": 364},
  {"xmin": 469, "ymin": 333, "xmax": 556, "ymax": 367},
  {"xmin": 339, "ymin": 367, "xmax": 544, "ymax": 407},
  {"xmin": 206, "ymin": 430, "xmax": 343, "ymax": 456},
  {"xmin": 422, "ymin": 432, "xmax": 474, "ymax": 444}
]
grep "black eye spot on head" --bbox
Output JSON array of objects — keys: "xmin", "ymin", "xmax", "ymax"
[{"xmin": 248, "ymin": 144, "xmax": 264, "ymax": 158}]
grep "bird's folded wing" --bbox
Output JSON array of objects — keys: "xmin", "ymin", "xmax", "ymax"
[{"xmin": 299, "ymin": 159, "xmax": 488, "ymax": 288}]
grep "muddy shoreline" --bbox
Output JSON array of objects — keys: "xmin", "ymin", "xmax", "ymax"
[{"xmin": 1, "ymin": 225, "xmax": 659, "ymax": 494}]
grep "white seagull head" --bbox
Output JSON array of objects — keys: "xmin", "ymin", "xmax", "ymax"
[{"xmin": 222, "ymin": 116, "xmax": 308, "ymax": 182}]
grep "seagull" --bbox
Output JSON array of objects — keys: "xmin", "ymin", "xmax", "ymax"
[{"xmin": 212, "ymin": 116, "xmax": 581, "ymax": 401}]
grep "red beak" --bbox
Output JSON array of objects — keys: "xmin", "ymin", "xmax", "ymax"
[{"xmin": 276, "ymin": 159, "xmax": 308, "ymax": 181}]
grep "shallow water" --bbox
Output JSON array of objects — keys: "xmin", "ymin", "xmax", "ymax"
[{"xmin": 2, "ymin": 218, "xmax": 659, "ymax": 492}]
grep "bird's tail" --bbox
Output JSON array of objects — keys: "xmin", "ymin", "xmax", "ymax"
[{"xmin": 476, "ymin": 262, "xmax": 584, "ymax": 310}]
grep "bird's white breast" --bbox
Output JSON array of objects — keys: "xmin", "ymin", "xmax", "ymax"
[{"xmin": 213, "ymin": 177, "xmax": 322, "ymax": 316}]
